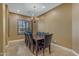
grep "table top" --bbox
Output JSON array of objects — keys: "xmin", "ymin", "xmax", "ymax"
[
  {"xmin": 33, "ymin": 33, "xmax": 52, "ymax": 40},
  {"xmin": 33, "ymin": 35, "xmax": 45, "ymax": 41}
]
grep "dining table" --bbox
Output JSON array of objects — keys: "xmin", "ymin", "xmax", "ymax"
[
  {"xmin": 32, "ymin": 35, "xmax": 45, "ymax": 55},
  {"xmin": 32, "ymin": 33, "xmax": 50, "ymax": 55},
  {"xmin": 24, "ymin": 32, "xmax": 52, "ymax": 55}
]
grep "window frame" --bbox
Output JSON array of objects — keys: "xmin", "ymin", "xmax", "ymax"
[{"xmin": 17, "ymin": 19, "xmax": 29, "ymax": 35}]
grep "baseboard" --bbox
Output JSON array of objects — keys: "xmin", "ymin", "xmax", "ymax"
[
  {"xmin": 5, "ymin": 39, "xmax": 24, "ymax": 47},
  {"xmin": 71, "ymin": 50, "xmax": 79, "ymax": 56},
  {"xmin": 8, "ymin": 39, "xmax": 24, "ymax": 43},
  {"xmin": 0, "ymin": 52, "xmax": 4, "ymax": 56},
  {"xmin": 51, "ymin": 43, "xmax": 79, "ymax": 56}
]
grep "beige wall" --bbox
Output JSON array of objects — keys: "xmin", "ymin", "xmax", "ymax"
[
  {"xmin": 0, "ymin": 3, "xmax": 4, "ymax": 56},
  {"xmin": 72, "ymin": 4, "xmax": 79, "ymax": 54},
  {"xmin": 5, "ymin": 5, "xmax": 8, "ymax": 45},
  {"xmin": 39, "ymin": 4, "xmax": 72, "ymax": 48},
  {"xmin": 0, "ymin": 4, "xmax": 7, "ymax": 55},
  {"xmin": 32, "ymin": 17, "xmax": 38, "ymax": 36},
  {"xmin": 8, "ymin": 12, "xmax": 30, "ymax": 41}
]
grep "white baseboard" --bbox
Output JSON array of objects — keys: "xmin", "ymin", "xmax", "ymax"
[
  {"xmin": 51, "ymin": 43, "xmax": 79, "ymax": 56},
  {"xmin": 0, "ymin": 52, "xmax": 4, "ymax": 56},
  {"xmin": 71, "ymin": 50, "xmax": 79, "ymax": 56},
  {"xmin": 8, "ymin": 39, "xmax": 24, "ymax": 43},
  {"xmin": 5, "ymin": 39, "xmax": 24, "ymax": 47}
]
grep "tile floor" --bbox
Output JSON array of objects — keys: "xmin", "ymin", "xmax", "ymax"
[{"xmin": 5, "ymin": 40, "xmax": 76, "ymax": 56}]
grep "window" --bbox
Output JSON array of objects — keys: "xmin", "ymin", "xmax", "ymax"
[{"xmin": 17, "ymin": 20, "xmax": 28, "ymax": 35}]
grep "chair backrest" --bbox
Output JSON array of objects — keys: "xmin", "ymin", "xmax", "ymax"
[
  {"xmin": 24, "ymin": 32, "xmax": 32, "ymax": 39},
  {"xmin": 28, "ymin": 32, "xmax": 32, "ymax": 38},
  {"xmin": 44, "ymin": 34, "xmax": 53, "ymax": 46},
  {"xmin": 24, "ymin": 32, "xmax": 29, "ymax": 42},
  {"xmin": 27, "ymin": 33, "xmax": 33, "ymax": 44},
  {"xmin": 37, "ymin": 32, "xmax": 45, "ymax": 36}
]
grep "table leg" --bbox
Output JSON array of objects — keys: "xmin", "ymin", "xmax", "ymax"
[{"xmin": 36, "ymin": 41, "xmax": 38, "ymax": 56}]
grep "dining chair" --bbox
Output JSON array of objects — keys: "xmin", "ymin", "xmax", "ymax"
[
  {"xmin": 42, "ymin": 34, "xmax": 53, "ymax": 55},
  {"xmin": 37, "ymin": 32, "xmax": 45, "ymax": 36},
  {"xmin": 24, "ymin": 32, "xmax": 33, "ymax": 47},
  {"xmin": 24, "ymin": 32, "xmax": 29, "ymax": 46},
  {"xmin": 27, "ymin": 33, "xmax": 36, "ymax": 52}
]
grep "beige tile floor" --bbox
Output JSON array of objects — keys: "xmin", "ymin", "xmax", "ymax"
[{"xmin": 5, "ymin": 40, "xmax": 76, "ymax": 56}]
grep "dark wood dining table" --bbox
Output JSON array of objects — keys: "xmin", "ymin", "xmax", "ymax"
[
  {"xmin": 33, "ymin": 35, "xmax": 45, "ymax": 55},
  {"xmin": 33, "ymin": 35, "xmax": 45, "ymax": 41},
  {"xmin": 32, "ymin": 33, "xmax": 51, "ymax": 55},
  {"xmin": 24, "ymin": 32, "xmax": 52, "ymax": 55},
  {"xmin": 33, "ymin": 32, "xmax": 50, "ymax": 41}
]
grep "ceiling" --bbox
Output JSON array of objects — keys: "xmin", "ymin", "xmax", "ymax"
[{"xmin": 7, "ymin": 3, "xmax": 62, "ymax": 16}]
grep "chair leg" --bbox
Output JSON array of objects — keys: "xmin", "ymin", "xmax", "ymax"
[
  {"xmin": 33, "ymin": 46, "xmax": 34, "ymax": 53},
  {"xmin": 43, "ymin": 48, "xmax": 45, "ymax": 56},
  {"xmin": 29, "ymin": 43, "xmax": 32, "ymax": 50},
  {"xmin": 49, "ymin": 45, "xmax": 51, "ymax": 54},
  {"xmin": 26, "ymin": 40, "xmax": 28, "ymax": 46},
  {"xmin": 36, "ymin": 44, "xmax": 38, "ymax": 56},
  {"xmin": 36, "ymin": 48, "xmax": 38, "ymax": 56},
  {"xmin": 27, "ymin": 41, "xmax": 29, "ymax": 47},
  {"xmin": 28, "ymin": 42, "xmax": 31, "ymax": 49}
]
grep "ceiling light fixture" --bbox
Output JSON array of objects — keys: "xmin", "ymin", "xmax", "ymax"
[
  {"xmin": 30, "ymin": 4, "xmax": 39, "ymax": 21},
  {"xmin": 17, "ymin": 10, "xmax": 21, "ymax": 13},
  {"xmin": 42, "ymin": 6, "xmax": 45, "ymax": 9}
]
